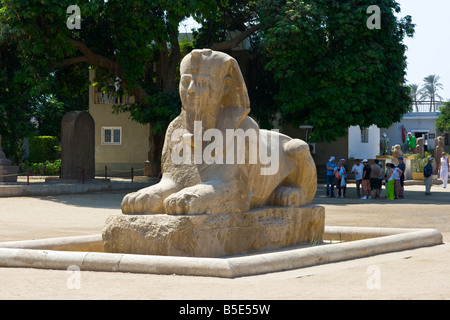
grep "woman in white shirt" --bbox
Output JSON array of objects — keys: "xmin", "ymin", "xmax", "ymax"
[{"xmin": 439, "ymin": 152, "xmax": 449, "ymax": 188}]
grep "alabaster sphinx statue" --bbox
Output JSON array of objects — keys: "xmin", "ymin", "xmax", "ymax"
[{"xmin": 121, "ymin": 49, "xmax": 317, "ymax": 215}]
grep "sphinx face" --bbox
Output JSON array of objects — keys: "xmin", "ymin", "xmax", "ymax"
[{"xmin": 179, "ymin": 50, "xmax": 234, "ymax": 133}]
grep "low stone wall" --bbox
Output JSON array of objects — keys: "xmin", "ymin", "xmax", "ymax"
[{"xmin": 0, "ymin": 180, "xmax": 152, "ymax": 197}]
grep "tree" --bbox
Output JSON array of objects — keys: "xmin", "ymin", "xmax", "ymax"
[
  {"xmin": 436, "ymin": 101, "xmax": 450, "ymax": 133},
  {"xmin": 409, "ymin": 84, "xmax": 420, "ymax": 112},
  {"xmin": 420, "ymin": 74, "xmax": 444, "ymax": 112},
  {"xmin": 1, "ymin": 0, "xmax": 416, "ymax": 165},
  {"xmin": 257, "ymin": 0, "xmax": 415, "ymax": 142},
  {"xmin": 0, "ymin": 0, "xmax": 261, "ymax": 170},
  {"xmin": 0, "ymin": 23, "xmax": 37, "ymax": 163}
]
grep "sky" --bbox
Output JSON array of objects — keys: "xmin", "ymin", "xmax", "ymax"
[
  {"xmin": 179, "ymin": 1, "xmax": 450, "ymax": 101},
  {"xmin": 397, "ymin": 0, "xmax": 450, "ymax": 101}
]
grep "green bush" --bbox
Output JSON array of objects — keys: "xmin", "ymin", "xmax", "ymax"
[
  {"xmin": 21, "ymin": 159, "xmax": 61, "ymax": 176},
  {"xmin": 28, "ymin": 136, "xmax": 59, "ymax": 163},
  {"xmin": 413, "ymin": 152, "xmax": 432, "ymax": 173}
]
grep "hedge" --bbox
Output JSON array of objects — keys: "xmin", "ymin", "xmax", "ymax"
[{"xmin": 28, "ymin": 136, "xmax": 59, "ymax": 163}]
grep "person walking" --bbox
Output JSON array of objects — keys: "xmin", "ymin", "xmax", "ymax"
[
  {"xmin": 438, "ymin": 152, "xmax": 449, "ymax": 188},
  {"xmin": 326, "ymin": 156, "xmax": 337, "ymax": 197},
  {"xmin": 351, "ymin": 159, "xmax": 364, "ymax": 198},
  {"xmin": 385, "ymin": 163, "xmax": 396, "ymax": 200},
  {"xmin": 424, "ymin": 157, "xmax": 434, "ymax": 195},
  {"xmin": 397, "ymin": 157, "xmax": 406, "ymax": 198},
  {"xmin": 361, "ymin": 159, "xmax": 371, "ymax": 199}
]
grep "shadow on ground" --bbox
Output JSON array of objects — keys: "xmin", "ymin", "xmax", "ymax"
[{"xmin": 37, "ymin": 190, "xmax": 130, "ymax": 210}]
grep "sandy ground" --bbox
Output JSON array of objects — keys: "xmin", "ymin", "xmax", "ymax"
[{"xmin": 0, "ymin": 182, "xmax": 449, "ymax": 300}]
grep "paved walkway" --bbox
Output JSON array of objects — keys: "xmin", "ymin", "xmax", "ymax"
[{"xmin": 0, "ymin": 182, "xmax": 449, "ymax": 300}]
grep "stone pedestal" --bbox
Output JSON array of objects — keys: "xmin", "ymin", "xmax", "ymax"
[
  {"xmin": 0, "ymin": 165, "xmax": 20, "ymax": 182},
  {"xmin": 102, "ymin": 205, "xmax": 325, "ymax": 258}
]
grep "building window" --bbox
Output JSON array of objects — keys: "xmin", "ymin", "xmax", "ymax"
[
  {"xmin": 361, "ymin": 127, "xmax": 369, "ymax": 143},
  {"xmin": 102, "ymin": 127, "xmax": 122, "ymax": 145}
]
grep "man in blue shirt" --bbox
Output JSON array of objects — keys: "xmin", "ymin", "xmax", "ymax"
[{"xmin": 326, "ymin": 156, "xmax": 337, "ymax": 197}]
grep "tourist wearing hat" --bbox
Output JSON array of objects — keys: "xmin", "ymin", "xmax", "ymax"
[
  {"xmin": 438, "ymin": 152, "xmax": 449, "ymax": 188},
  {"xmin": 397, "ymin": 157, "xmax": 406, "ymax": 198},
  {"xmin": 424, "ymin": 157, "xmax": 434, "ymax": 195},
  {"xmin": 326, "ymin": 156, "xmax": 337, "ymax": 197},
  {"xmin": 339, "ymin": 158, "xmax": 348, "ymax": 198},
  {"xmin": 351, "ymin": 159, "xmax": 364, "ymax": 198},
  {"xmin": 333, "ymin": 159, "xmax": 344, "ymax": 198},
  {"xmin": 361, "ymin": 159, "xmax": 371, "ymax": 199}
]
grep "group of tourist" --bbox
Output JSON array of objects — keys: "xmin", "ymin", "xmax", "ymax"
[
  {"xmin": 326, "ymin": 156, "xmax": 406, "ymax": 200},
  {"xmin": 326, "ymin": 152, "xmax": 450, "ymax": 199}
]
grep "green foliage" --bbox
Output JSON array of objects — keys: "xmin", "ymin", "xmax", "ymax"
[
  {"xmin": 1, "ymin": 0, "xmax": 416, "ymax": 159},
  {"xmin": 413, "ymin": 151, "xmax": 432, "ymax": 173},
  {"xmin": 436, "ymin": 101, "xmax": 450, "ymax": 132},
  {"xmin": 258, "ymin": 0, "xmax": 415, "ymax": 142},
  {"xmin": 0, "ymin": 23, "xmax": 37, "ymax": 163},
  {"xmin": 21, "ymin": 159, "xmax": 61, "ymax": 176},
  {"xmin": 27, "ymin": 136, "xmax": 59, "ymax": 163}
]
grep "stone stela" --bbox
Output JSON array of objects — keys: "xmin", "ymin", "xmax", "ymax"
[
  {"xmin": 102, "ymin": 49, "xmax": 324, "ymax": 258},
  {"xmin": 61, "ymin": 111, "xmax": 95, "ymax": 182}
]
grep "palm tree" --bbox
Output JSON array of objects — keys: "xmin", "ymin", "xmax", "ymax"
[
  {"xmin": 419, "ymin": 74, "xmax": 444, "ymax": 112},
  {"xmin": 409, "ymin": 84, "xmax": 420, "ymax": 112}
]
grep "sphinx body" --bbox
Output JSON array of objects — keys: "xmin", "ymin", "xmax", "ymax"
[{"xmin": 121, "ymin": 49, "xmax": 317, "ymax": 215}]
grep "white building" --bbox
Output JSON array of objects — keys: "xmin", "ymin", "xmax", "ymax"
[
  {"xmin": 381, "ymin": 113, "xmax": 441, "ymax": 152},
  {"xmin": 348, "ymin": 125, "xmax": 380, "ymax": 160}
]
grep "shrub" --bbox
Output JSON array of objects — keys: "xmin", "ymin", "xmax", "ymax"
[
  {"xmin": 21, "ymin": 159, "xmax": 61, "ymax": 176},
  {"xmin": 413, "ymin": 152, "xmax": 432, "ymax": 173},
  {"xmin": 28, "ymin": 136, "xmax": 59, "ymax": 163}
]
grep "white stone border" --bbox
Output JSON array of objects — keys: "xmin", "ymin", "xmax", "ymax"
[
  {"xmin": 0, "ymin": 181, "xmax": 150, "ymax": 197},
  {"xmin": 0, "ymin": 227, "xmax": 443, "ymax": 278}
]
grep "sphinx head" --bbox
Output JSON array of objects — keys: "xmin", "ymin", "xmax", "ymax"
[{"xmin": 179, "ymin": 49, "xmax": 250, "ymax": 131}]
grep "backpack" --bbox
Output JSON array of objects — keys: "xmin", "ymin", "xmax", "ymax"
[{"xmin": 424, "ymin": 164, "xmax": 432, "ymax": 178}]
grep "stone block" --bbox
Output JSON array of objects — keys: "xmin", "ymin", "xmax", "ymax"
[
  {"xmin": 0, "ymin": 165, "xmax": 19, "ymax": 182},
  {"xmin": 102, "ymin": 205, "xmax": 325, "ymax": 258}
]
